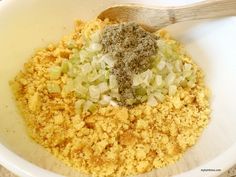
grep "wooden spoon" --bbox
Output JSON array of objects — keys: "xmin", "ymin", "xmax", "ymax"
[{"xmin": 98, "ymin": 0, "xmax": 236, "ymax": 32}]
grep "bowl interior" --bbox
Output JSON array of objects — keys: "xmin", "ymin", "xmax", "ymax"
[{"xmin": 0, "ymin": 0, "xmax": 236, "ymax": 177}]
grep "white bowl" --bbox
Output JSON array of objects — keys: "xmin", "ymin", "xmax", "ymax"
[{"xmin": 1, "ymin": 0, "xmax": 236, "ymax": 177}]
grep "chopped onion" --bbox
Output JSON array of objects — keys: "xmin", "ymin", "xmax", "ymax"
[
  {"xmin": 147, "ymin": 95, "xmax": 157, "ymax": 106},
  {"xmin": 99, "ymin": 95, "xmax": 112, "ymax": 106},
  {"xmin": 81, "ymin": 63, "xmax": 92, "ymax": 74},
  {"xmin": 133, "ymin": 69, "xmax": 152, "ymax": 86},
  {"xmin": 154, "ymin": 92, "xmax": 165, "ymax": 102},
  {"xmin": 90, "ymin": 30, "xmax": 101, "ymax": 43},
  {"xmin": 75, "ymin": 83, "xmax": 88, "ymax": 98},
  {"xmin": 83, "ymin": 100, "xmax": 97, "ymax": 113},
  {"xmin": 75, "ymin": 99, "xmax": 85, "ymax": 113},
  {"xmin": 101, "ymin": 54, "xmax": 115, "ymax": 68},
  {"xmin": 183, "ymin": 63, "xmax": 192, "ymax": 71},
  {"xmin": 109, "ymin": 100, "xmax": 118, "ymax": 107},
  {"xmin": 89, "ymin": 85, "xmax": 100, "ymax": 101},
  {"xmin": 61, "ymin": 61, "xmax": 69, "ymax": 74},
  {"xmin": 166, "ymin": 72, "xmax": 176, "ymax": 85},
  {"xmin": 109, "ymin": 75, "xmax": 118, "ymax": 89},
  {"xmin": 155, "ymin": 75, "xmax": 162, "ymax": 87},
  {"xmin": 47, "ymin": 83, "xmax": 61, "ymax": 93},
  {"xmin": 133, "ymin": 74, "xmax": 143, "ymax": 86},
  {"xmin": 88, "ymin": 43, "xmax": 102, "ymax": 52},
  {"xmin": 48, "ymin": 66, "xmax": 61, "ymax": 80},
  {"xmin": 169, "ymin": 85, "xmax": 177, "ymax": 96},
  {"xmin": 98, "ymin": 82, "xmax": 109, "ymax": 93},
  {"xmin": 157, "ymin": 60, "xmax": 166, "ymax": 70}
]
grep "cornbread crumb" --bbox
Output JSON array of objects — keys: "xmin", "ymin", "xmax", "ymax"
[{"xmin": 10, "ymin": 20, "xmax": 210, "ymax": 177}]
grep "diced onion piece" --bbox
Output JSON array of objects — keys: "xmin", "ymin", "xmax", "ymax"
[
  {"xmin": 83, "ymin": 100, "xmax": 97, "ymax": 113},
  {"xmin": 109, "ymin": 75, "xmax": 118, "ymax": 89},
  {"xmin": 133, "ymin": 69, "xmax": 152, "ymax": 86},
  {"xmin": 109, "ymin": 100, "xmax": 118, "ymax": 107},
  {"xmin": 169, "ymin": 85, "xmax": 177, "ymax": 96},
  {"xmin": 166, "ymin": 62, "xmax": 173, "ymax": 71},
  {"xmin": 62, "ymin": 79, "xmax": 74, "ymax": 96},
  {"xmin": 154, "ymin": 92, "xmax": 165, "ymax": 102},
  {"xmin": 147, "ymin": 95, "xmax": 157, "ymax": 107},
  {"xmin": 98, "ymin": 82, "xmax": 109, "ymax": 93},
  {"xmin": 81, "ymin": 63, "xmax": 92, "ymax": 74},
  {"xmin": 183, "ymin": 63, "xmax": 192, "ymax": 71},
  {"xmin": 133, "ymin": 75, "xmax": 142, "ymax": 86},
  {"xmin": 175, "ymin": 60, "xmax": 182, "ymax": 72},
  {"xmin": 75, "ymin": 83, "xmax": 87, "ymax": 98},
  {"xmin": 166, "ymin": 72, "xmax": 176, "ymax": 85},
  {"xmin": 155, "ymin": 75, "xmax": 162, "ymax": 87},
  {"xmin": 75, "ymin": 99, "xmax": 85, "ymax": 114},
  {"xmin": 48, "ymin": 66, "xmax": 61, "ymax": 80},
  {"xmin": 143, "ymin": 70, "xmax": 153, "ymax": 85},
  {"xmin": 79, "ymin": 50, "xmax": 91, "ymax": 62},
  {"xmin": 47, "ymin": 83, "xmax": 61, "ymax": 93},
  {"xmin": 187, "ymin": 79, "xmax": 196, "ymax": 88},
  {"xmin": 90, "ymin": 30, "xmax": 101, "ymax": 43},
  {"xmin": 61, "ymin": 61, "xmax": 69, "ymax": 74},
  {"xmin": 135, "ymin": 87, "xmax": 147, "ymax": 96},
  {"xmin": 89, "ymin": 85, "xmax": 100, "ymax": 101},
  {"xmin": 157, "ymin": 60, "xmax": 166, "ymax": 70},
  {"xmin": 99, "ymin": 95, "xmax": 112, "ymax": 106},
  {"xmin": 101, "ymin": 54, "xmax": 115, "ymax": 68},
  {"xmin": 91, "ymin": 57, "xmax": 100, "ymax": 69},
  {"xmin": 66, "ymin": 40, "xmax": 76, "ymax": 49},
  {"xmin": 133, "ymin": 74, "xmax": 143, "ymax": 86},
  {"xmin": 68, "ymin": 67, "xmax": 78, "ymax": 78},
  {"xmin": 69, "ymin": 50, "xmax": 80, "ymax": 64},
  {"xmin": 88, "ymin": 43, "xmax": 102, "ymax": 52}
]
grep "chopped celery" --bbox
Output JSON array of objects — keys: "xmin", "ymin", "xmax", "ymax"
[
  {"xmin": 75, "ymin": 99, "xmax": 85, "ymax": 114},
  {"xmin": 166, "ymin": 72, "xmax": 176, "ymax": 85},
  {"xmin": 90, "ymin": 30, "xmax": 101, "ymax": 43},
  {"xmin": 157, "ymin": 60, "xmax": 166, "ymax": 70},
  {"xmin": 155, "ymin": 75, "xmax": 162, "ymax": 87},
  {"xmin": 135, "ymin": 87, "xmax": 147, "ymax": 96},
  {"xmin": 89, "ymin": 85, "xmax": 100, "ymax": 101},
  {"xmin": 81, "ymin": 63, "xmax": 92, "ymax": 74},
  {"xmin": 169, "ymin": 85, "xmax": 177, "ymax": 96},
  {"xmin": 66, "ymin": 40, "xmax": 77, "ymax": 49},
  {"xmin": 133, "ymin": 69, "xmax": 153, "ymax": 87},
  {"xmin": 154, "ymin": 92, "xmax": 165, "ymax": 102},
  {"xmin": 47, "ymin": 83, "xmax": 61, "ymax": 93},
  {"xmin": 75, "ymin": 83, "xmax": 88, "ymax": 98},
  {"xmin": 98, "ymin": 82, "xmax": 109, "ymax": 93},
  {"xmin": 88, "ymin": 43, "xmax": 102, "ymax": 52},
  {"xmin": 83, "ymin": 100, "xmax": 97, "ymax": 113},
  {"xmin": 147, "ymin": 95, "xmax": 157, "ymax": 107},
  {"xmin": 88, "ymin": 103, "xmax": 98, "ymax": 113},
  {"xmin": 101, "ymin": 54, "xmax": 115, "ymax": 68},
  {"xmin": 109, "ymin": 75, "xmax": 118, "ymax": 89},
  {"xmin": 48, "ymin": 66, "xmax": 61, "ymax": 80},
  {"xmin": 99, "ymin": 95, "xmax": 112, "ymax": 106},
  {"xmin": 61, "ymin": 61, "xmax": 69, "ymax": 74}
]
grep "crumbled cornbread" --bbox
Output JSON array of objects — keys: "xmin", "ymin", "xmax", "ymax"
[{"xmin": 10, "ymin": 19, "xmax": 210, "ymax": 177}]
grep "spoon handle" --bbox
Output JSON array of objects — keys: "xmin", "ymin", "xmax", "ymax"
[{"xmin": 171, "ymin": 0, "xmax": 236, "ymax": 24}]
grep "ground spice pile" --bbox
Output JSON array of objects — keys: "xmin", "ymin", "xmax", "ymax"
[{"xmin": 101, "ymin": 23, "xmax": 158, "ymax": 106}]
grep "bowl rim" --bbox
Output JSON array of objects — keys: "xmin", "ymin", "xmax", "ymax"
[
  {"xmin": 1, "ymin": 0, "xmax": 236, "ymax": 176},
  {"xmin": 1, "ymin": 143, "xmax": 236, "ymax": 177}
]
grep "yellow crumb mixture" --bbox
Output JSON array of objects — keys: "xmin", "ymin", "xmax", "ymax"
[{"xmin": 10, "ymin": 19, "xmax": 210, "ymax": 177}]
